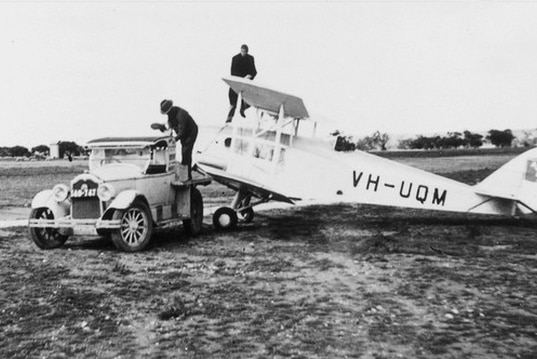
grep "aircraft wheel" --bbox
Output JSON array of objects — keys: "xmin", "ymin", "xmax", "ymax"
[
  {"xmin": 239, "ymin": 207, "xmax": 255, "ymax": 223},
  {"xmin": 183, "ymin": 188, "xmax": 203, "ymax": 236},
  {"xmin": 213, "ymin": 207, "xmax": 238, "ymax": 230},
  {"xmin": 29, "ymin": 208, "xmax": 69, "ymax": 249},
  {"xmin": 111, "ymin": 201, "xmax": 153, "ymax": 252}
]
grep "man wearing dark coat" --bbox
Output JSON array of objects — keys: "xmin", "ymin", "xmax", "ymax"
[
  {"xmin": 160, "ymin": 99, "xmax": 198, "ymax": 179},
  {"xmin": 226, "ymin": 44, "xmax": 257, "ymax": 123}
]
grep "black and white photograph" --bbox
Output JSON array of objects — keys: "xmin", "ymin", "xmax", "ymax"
[{"xmin": 1, "ymin": 0, "xmax": 537, "ymax": 358}]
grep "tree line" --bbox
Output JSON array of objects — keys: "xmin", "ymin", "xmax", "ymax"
[
  {"xmin": 0, "ymin": 129, "xmax": 532, "ymax": 157},
  {"xmin": 0, "ymin": 141, "xmax": 85, "ymax": 158},
  {"xmin": 335, "ymin": 129, "xmax": 526, "ymax": 152}
]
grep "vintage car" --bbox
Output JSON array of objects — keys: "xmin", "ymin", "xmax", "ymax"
[{"xmin": 28, "ymin": 136, "xmax": 211, "ymax": 252}]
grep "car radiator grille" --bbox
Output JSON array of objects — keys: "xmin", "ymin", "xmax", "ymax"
[{"xmin": 72, "ymin": 198, "xmax": 101, "ymax": 219}]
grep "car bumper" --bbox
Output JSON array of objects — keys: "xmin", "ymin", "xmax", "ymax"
[{"xmin": 28, "ymin": 218, "xmax": 121, "ymax": 236}]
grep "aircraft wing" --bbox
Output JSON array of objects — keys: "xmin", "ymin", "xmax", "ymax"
[
  {"xmin": 223, "ymin": 76, "xmax": 310, "ymax": 119},
  {"xmin": 197, "ymin": 163, "xmax": 297, "ymax": 204}
]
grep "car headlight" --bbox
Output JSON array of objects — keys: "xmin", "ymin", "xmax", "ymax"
[
  {"xmin": 52, "ymin": 184, "xmax": 69, "ymax": 202},
  {"xmin": 97, "ymin": 183, "xmax": 115, "ymax": 201}
]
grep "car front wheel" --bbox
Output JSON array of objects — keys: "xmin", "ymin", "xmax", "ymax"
[
  {"xmin": 111, "ymin": 201, "xmax": 153, "ymax": 252},
  {"xmin": 29, "ymin": 208, "xmax": 69, "ymax": 249}
]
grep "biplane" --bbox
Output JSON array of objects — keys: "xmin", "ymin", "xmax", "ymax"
[{"xmin": 196, "ymin": 76, "xmax": 537, "ymax": 229}]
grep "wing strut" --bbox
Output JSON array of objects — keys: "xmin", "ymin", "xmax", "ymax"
[
  {"xmin": 271, "ymin": 104, "xmax": 285, "ymax": 174},
  {"xmin": 228, "ymin": 90, "xmax": 242, "ymax": 173}
]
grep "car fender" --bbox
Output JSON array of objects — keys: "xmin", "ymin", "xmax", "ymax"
[
  {"xmin": 31, "ymin": 189, "xmax": 70, "ymax": 219},
  {"xmin": 108, "ymin": 190, "xmax": 141, "ymax": 209},
  {"xmin": 103, "ymin": 190, "xmax": 150, "ymax": 218}
]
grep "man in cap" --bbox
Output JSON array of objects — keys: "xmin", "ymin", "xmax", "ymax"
[
  {"xmin": 226, "ymin": 44, "xmax": 257, "ymax": 123},
  {"xmin": 160, "ymin": 99, "xmax": 198, "ymax": 180}
]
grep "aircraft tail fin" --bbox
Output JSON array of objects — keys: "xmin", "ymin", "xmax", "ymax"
[{"xmin": 474, "ymin": 146, "xmax": 537, "ymax": 213}]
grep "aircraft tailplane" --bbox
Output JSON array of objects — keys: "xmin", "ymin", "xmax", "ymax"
[{"xmin": 474, "ymin": 146, "xmax": 537, "ymax": 213}]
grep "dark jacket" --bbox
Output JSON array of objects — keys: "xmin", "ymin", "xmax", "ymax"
[
  {"xmin": 167, "ymin": 106, "xmax": 198, "ymax": 143},
  {"xmin": 231, "ymin": 53, "xmax": 257, "ymax": 79}
]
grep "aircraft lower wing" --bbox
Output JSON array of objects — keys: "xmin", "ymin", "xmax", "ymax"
[{"xmin": 197, "ymin": 163, "xmax": 297, "ymax": 205}]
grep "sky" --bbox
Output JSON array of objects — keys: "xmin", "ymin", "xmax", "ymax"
[{"xmin": 2, "ymin": 0, "xmax": 537, "ymax": 148}]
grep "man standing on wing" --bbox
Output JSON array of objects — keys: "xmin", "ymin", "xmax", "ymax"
[{"xmin": 226, "ymin": 44, "xmax": 257, "ymax": 123}]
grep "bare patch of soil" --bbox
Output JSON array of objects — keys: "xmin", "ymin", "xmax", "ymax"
[{"xmin": 1, "ymin": 201, "xmax": 537, "ymax": 358}]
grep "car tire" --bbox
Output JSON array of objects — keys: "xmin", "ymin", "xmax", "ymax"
[
  {"xmin": 212, "ymin": 207, "xmax": 238, "ymax": 230},
  {"xmin": 29, "ymin": 207, "xmax": 69, "ymax": 249},
  {"xmin": 183, "ymin": 188, "xmax": 203, "ymax": 236},
  {"xmin": 111, "ymin": 201, "xmax": 153, "ymax": 252}
]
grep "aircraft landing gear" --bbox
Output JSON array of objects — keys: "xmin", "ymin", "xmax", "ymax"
[
  {"xmin": 212, "ymin": 189, "xmax": 266, "ymax": 230},
  {"xmin": 239, "ymin": 207, "xmax": 255, "ymax": 223},
  {"xmin": 212, "ymin": 207, "xmax": 238, "ymax": 230}
]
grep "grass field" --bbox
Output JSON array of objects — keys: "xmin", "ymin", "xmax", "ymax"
[{"xmin": 1, "ymin": 151, "xmax": 536, "ymax": 358}]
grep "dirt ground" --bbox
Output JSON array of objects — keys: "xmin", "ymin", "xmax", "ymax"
[{"xmin": 1, "ymin": 155, "xmax": 537, "ymax": 358}]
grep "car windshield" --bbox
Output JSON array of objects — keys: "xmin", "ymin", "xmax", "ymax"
[{"xmin": 89, "ymin": 147, "xmax": 151, "ymax": 172}]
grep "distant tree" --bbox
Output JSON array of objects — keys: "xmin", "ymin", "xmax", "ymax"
[
  {"xmin": 31, "ymin": 144, "xmax": 50, "ymax": 156},
  {"xmin": 514, "ymin": 130, "xmax": 537, "ymax": 147},
  {"xmin": 430, "ymin": 136, "xmax": 442, "ymax": 149},
  {"xmin": 374, "ymin": 131, "xmax": 390, "ymax": 151},
  {"xmin": 444, "ymin": 132, "xmax": 465, "ymax": 149},
  {"xmin": 397, "ymin": 138, "xmax": 414, "ymax": 150},
  {"xmin": 355, "ymin": 135, "xmax": 377, "ymax": 151},
  {"xmin": 355, "ymin": 131, "xmax": 390, "ymax": 151},
  {"xmin": 408, "ymin": 135, "xmax": 440, "ymax": 150},
  {"xmin": 399, "ymin": 130, "xmax": 484, "ymax": 150},
  {"xmin": 463, "ymin": 131, "xmax": 483, "ymax": 148},
  {"xmin": 59, "ymin": 141, "xmax": 83, "ymax": 158},
  {"xmin": 0, "ymin": 147, "xmax": 10, "ymax": 157},
  {"xmin": 408, "ymin": 136, "xmax": 426, "ymax": 149},
  {"xmin": 9, "ymin": 146, "xmax": 31, "ymax": 157},
  {"xmin": 487, "ymin": 129, "xmax": 515, "ymax": 148}
]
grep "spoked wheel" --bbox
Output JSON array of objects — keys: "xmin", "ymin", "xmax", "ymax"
[
  {"xmin": 212, "ymin": 207, "xmax": 238, "ymax": 230},
  {"xmin": 183, "ymin": 188, "xmax": 203, "ymax": 236},
  {"xmin": 29, "ymin": 208, "xmax": 69, "ymax": 249},
  {"xmin": 239, "ymin": 207, "xmax": 255, "ymax": 223},
  {"xmin": 111, "ymin": 201, "xmax": 153, "ymax": 252}
]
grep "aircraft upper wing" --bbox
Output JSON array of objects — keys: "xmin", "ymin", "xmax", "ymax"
[{"xmin": 223, "ymin": 76, "xmax": 310, "ymax": 119}]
